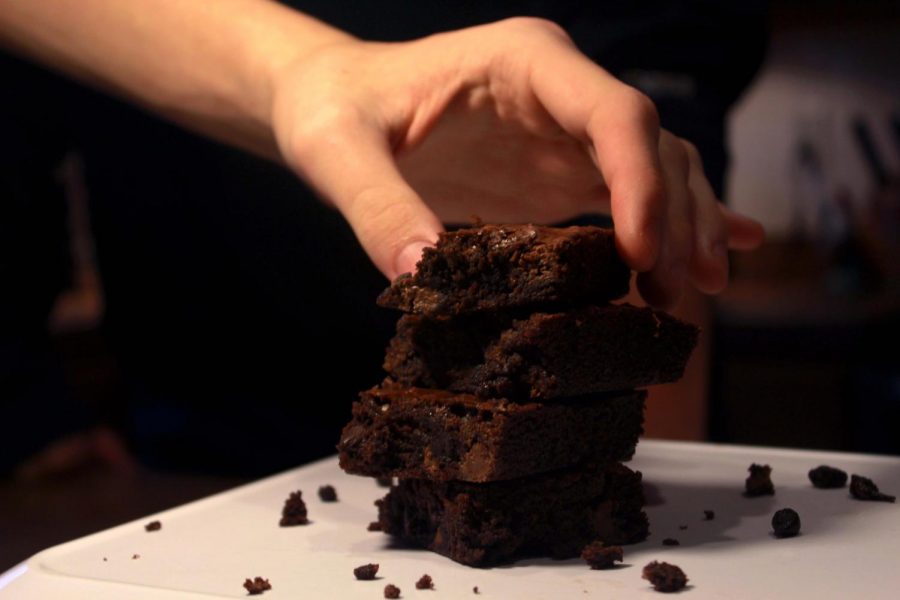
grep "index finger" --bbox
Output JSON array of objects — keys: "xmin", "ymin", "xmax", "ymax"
[{"xmin": 526, "ymin": 36, "xmax": 664, "ymax": 272}]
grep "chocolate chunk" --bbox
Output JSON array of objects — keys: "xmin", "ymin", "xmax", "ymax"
[
  {"xmin": 415, "ymin": 574, "xmax": 434, "ymax": 590},
  {"xmin": 580, "ymin": 541, "xmax": 623, "ymax": 569},
  {"xmin": 745, "ymin": 463, "xmax": 774, "ymax": 497},
  {"xmin": 850, "ymin": 474, "xmax": 896, "ymax": 502},
  {"xmin": 243, "ymin": 577, "xmax": 271, "ymax": 595},
  {"xmin": 353, "ymin": 563, "xmax": 379, "ymax": 580},
  {"xmin": 384, "ymin": 583, "xmax": 401, "ymax": 598},
  {"xmin": 703, "ymin": 510, "xmax": 715, "ymax": 521},
  {"xmin": 279, "ymin": 490, "xmax": 309, "ymax": 526},
  {"xmin": 772, "ymin": 508, "xmax": 801, "ymax": 538},
  {"xmin": 662, "ymin": 538, "xmax": 680, "ymax": 546},
  {"xmin": 144, "ymin": 520, "xmax": 162, "ymax": 532},
  {"xmin": 642, "ymin": 561, "xmax": 688, "ymax": 593},
  {"xmin": 809, "ymin": 465, "xmax": 848, "ymax": 489},
  {"xmin": 318, "ymin": 485, "xmax": 338, "ymax": 502},
  {"xmin": 367, "ymin": 521, "xmax": 383, "ymax": 532}
]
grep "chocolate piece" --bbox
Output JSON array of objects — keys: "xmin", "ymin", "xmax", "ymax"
[
  {"xmin": 415, "ymin": 574, "xmax": 434, "ymax": 590},
  {"xmin": 144, "ymin": 520, "xmax": 161, "ymax": 532},
  {"xmin": 377, "ymin": 224, "xmax": 629, "ymax": 317},
  {"xmin": 703, "ymin": 510, "xmax": 715, "ymax": 521},
  {"xmin": 850, "ymin": 474, "xmax": 896, "ymax": 502},
  {"xmin": 243, "ymin": 577, "xmax": 271, "ymax": 595},
  {"xmin": 662, "ymin": 538, "xmax": 680, "ymax": 546},
  {"xmin": 279, "ymin": 490, "xmax": 309, "ymax": 526},
  {"xmin": 772, "ymin": 508, "xmax": 801, "ymax": 538},
  {"xmin": 318, "ymin": 485, "xmax": 338, "ymax": 502},
  {"xmin": 339, "ymin": 383, "xmax": 644, "ymax": 482},
  {"xmin": 809, "ymin": 465, "xmax": 848, "ymax": 489},
  {"xmin": 581, "ymin": 541, "xmax": 623, "ymax": 569},
  {"xmin": 385, "ymin": 305, "xmax": 698, "ymax": 401},
  {"xmin": 642, "ymin": 561, "xmax": 688, "ymax": 593},
  {"xmin": 745, "ymin": 464, "xmax": 774, "ymax": 497},
  {"xmin": 353, "ymin": 563, "xmax": 379, "ymax": 580},
  {"xmin": 384, "ymin": 584, "xmax": 401, "ymax": 599},
  {"xmin": 376, "ymin": 463, "xmax": 648, "ymax": 567}
]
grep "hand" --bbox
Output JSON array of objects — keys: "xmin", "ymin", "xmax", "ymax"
[{"xmin": 271, "ymin": 17, "xmax": 764, "ymax": 308}]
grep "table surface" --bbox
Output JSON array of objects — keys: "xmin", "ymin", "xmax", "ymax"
[{"xmin": 3, "ymin": 440, "xmax": 899, "ymax": 599}]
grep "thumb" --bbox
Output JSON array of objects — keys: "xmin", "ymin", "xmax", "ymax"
[{"xmin": 290, "ymin": 122, "xmax": 442, "ymax": 280}]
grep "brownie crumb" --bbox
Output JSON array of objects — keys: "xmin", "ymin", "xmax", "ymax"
[
  {"xmin": 809, "ymin": 465, "xmax": 848, "ymax": 489},
  {"xmin": 279, "ymin": 490, "xmax": 309, "ymax": 526},
  {"xmin": 144, "ymin": 520, "xmax": 161, "ymax": 532},
  {"xmin": 850, "ymin": 474, "xmax": 896, "ymax": 503},
  {"xmin": 367, "ymin": 520, "xmax": 383, "ymax": 532},
  {"xmin": 132, "ymin": 554, "xmax": 140, "ymax": 560},
  {"xmin": 678, "ymin": 525, "xmax": 688, "ymax": 530},
  {"xmin": 243, "ymin": 577, "xmax": 272, "ymax": 595},
  {"xmin": 473, "ymin": 586, "xmax": 480, "ymax": 594},
  {"xmin": 353, "ymin": 563, "xmax": 379, "ymax": 580},
  {"xmin": 415, "ymin": 574, "xmax": 434, "ymax": 590},
  {"xmin": 384, "ymin": 583, "xmax": 401, "ymax": 598},
  {"xmin": 318, "ymin": 485, "xmax": 338, "ymax": 502},
  {"xmin": 703, "ymin": 510, "xmax": 715, "ymax": 521},
  {"xmin": 772, "ymin": 508, "xmax": 801, "ymax": 538},
  {"xmin": 662, "ymin": 538, "xmax": 680, "ymax": 546},
  {"xmin": 581, "ymin": 541, "xmax": 623, "ymax": 569},
  {"xmin": 745, "ymin": 463, "xmax": 774, "ymax": 497},
  {"xmin": 103, "ymin": 557, "xmax": 107, "ymax": 562},
  {"xmin": 642, "ymin": 561, "xmax": 688, "ymax": 593},
  {"xmin": 376, "ymin": 476, "xmax": 393, "ymax": 487}
]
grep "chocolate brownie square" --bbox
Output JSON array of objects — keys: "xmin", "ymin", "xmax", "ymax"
[
  {"xmin": 375, "ymin": 462, "xmax": 648, "ymax": 567},
  {"xmin": 338, "ymin": 382, "xmax": 644, "ymax": 482},
  {"xmin": 384, "ymin": 304, "xmax": 698, "ymax": 401},
  {"xmin": 377, "ymin": 224, "xmax": 630, "ymax": 316}
]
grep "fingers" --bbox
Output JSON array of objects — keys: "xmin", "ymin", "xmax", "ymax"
[
  {"xmin": 636, "ymin": 132, "xmax": 694, "ymax": 308},
  {"xmin": 684, "ymin": 141, "xmax": 730, "ymax": 294},
  {"xmin": 722, "ymin": 205, "xmax": 766, "ymax": 250},
  {"xmin": 285, "ymin": 109, "xmax": 442, "ymax": 280},
  {"xmin": 524, "ymin": 31, "xmax": 664, "ymax": 271}
]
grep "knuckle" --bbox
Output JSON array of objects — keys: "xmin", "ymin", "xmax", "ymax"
[
  {"xmin": 661, "ymin": 132, "xmax": 690, "ymax": 175},
  {"xmin": 620, "ymin": 87, "xmax": 660, "ymax": 132},
  {"xmin": 288, "ymin": 102, "xmax": 362, "ymax": 158},
  {"xmin": 500, "ymin": 16, "xmax": 571, "ymax": 43}
]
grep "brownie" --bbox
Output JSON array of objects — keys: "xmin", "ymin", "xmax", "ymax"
[
  {"xmin": 377, "ymin": 224, "xmax": 630, "ymax": 317},
  {"xmin": 144, "ymin": 520, "xmax": 162, "ymax": 532},
  {"xmin": 279, "ymin": 490, "xmax": 309, "ymax": 526},
  {"xmin": 338, "ymin": 383, "xmax": 644, "ymax": 482},
  {"xmin": 581, "ymin": 541, "xmax": 623, "ymax": 569},
  {"xmin": 385, "ymin": 304, "xmax": 698, "ymax": 400},
  {"xmin": 850, "ymin": 474, "xmax": 896, "ymax": 502},
  {"xmin": 375, "ymin": 463, "xmax": 648, "ymax": 567},
  {"xmin": 318, "ymin": 485, "xmax": 338, "ymax": 502},
  {"xmin": 353, "ymin": 564, "xmax": 379, "ymax": 580},
  {"xmin": 243, "ymin": 577, "xmax": 271, "ymax": 595},
  {"xmin": 642, "ymin": 561, "xmax": 688, "ymax": 593},
  {"xmin": 384, "ymin": 584, "xmax": 401, "ymax": 599},
  {"xmin": 415, "ymin": 574, "xmax": 434, "ymax": 590}
]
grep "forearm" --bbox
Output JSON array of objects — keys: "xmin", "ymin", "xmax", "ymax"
[{"xmin": 0, "ymin": 0, "xmax": 352, "ymax": 159}]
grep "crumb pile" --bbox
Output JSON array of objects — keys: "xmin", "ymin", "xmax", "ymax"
[{"xmin": 338, "ymin": 224, "xmax": 698, "ymax": 566}]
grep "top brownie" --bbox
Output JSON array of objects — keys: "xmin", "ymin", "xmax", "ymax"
[{"xmin": 377, "ymin": 224, "xmax": 630, "ymax": 316}]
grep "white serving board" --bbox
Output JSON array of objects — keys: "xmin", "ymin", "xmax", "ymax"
[{"xmin": 3, "ymin": 440, "xmax": 899, "ymax": 599}]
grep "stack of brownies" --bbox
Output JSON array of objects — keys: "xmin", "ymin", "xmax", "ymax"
[{"xmin": 338, "ymin": 224, "xmax": 698, "ymax": 567}]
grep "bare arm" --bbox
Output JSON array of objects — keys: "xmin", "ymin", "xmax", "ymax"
[{"xmin": 0, "ymin": 0, "xmax": 348, "ymax": 159}]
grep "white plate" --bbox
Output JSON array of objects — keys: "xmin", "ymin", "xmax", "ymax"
[{"xmin": 3, "ymin": 440, "xmax": 899, "ymax": 599}]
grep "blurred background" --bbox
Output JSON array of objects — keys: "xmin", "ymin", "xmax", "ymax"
[{"xmin": 1, "ymin": 0, "xmax": 898, "ymax": 572}]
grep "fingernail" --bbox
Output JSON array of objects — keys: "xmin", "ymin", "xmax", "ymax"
[{"xmin": 394, "ymin": 240, "xmax": 432, "ymax": 278}]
